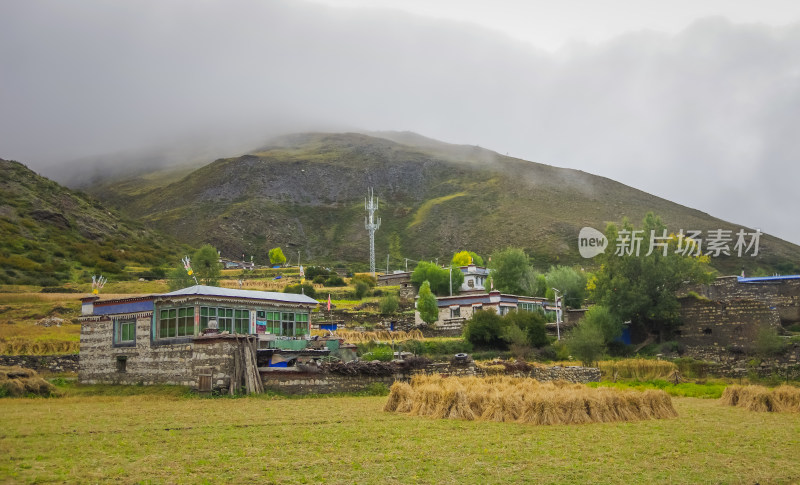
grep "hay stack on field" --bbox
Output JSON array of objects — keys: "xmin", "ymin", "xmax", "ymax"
[
  {"xmin": 599, "ymin": 359, "xmax": 677, "ymax": 380},
  {"xmin": 385, "ymin": 375, "xmax": 677, "ymax": 425},
  {"xmin": 331, "ymin": 329, "xmax": 424, "ymax": 344},
  {"xmin": 0, "ymin": 366, "xmax": 57, "ymax": 397},
  {"xmin": 721, "ymin": 385, "xmax": 800, "ymax": 413}
]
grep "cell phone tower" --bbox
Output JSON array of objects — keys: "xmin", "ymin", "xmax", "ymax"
[{"xmin": 365, "ymin": 188, "xmax": 381, "ymax": 276}]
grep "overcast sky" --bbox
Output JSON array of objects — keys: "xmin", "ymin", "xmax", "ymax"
[{"xmin": 2, "ymin": 1, "xmax": 800, "ymax": 244}]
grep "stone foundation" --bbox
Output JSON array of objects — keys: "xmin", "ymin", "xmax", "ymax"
[{"xmin": 0, "ymin": 354, "xmax": 79, "ymax": 374}]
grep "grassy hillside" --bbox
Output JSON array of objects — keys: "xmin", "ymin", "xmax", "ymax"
[
  {"xmin": 86, "ymin": 132, "xmax": 800, "ymax": 274},
  {"xmin": 0, "ymin": 159, "xmax": 192, "ymax": 285}
]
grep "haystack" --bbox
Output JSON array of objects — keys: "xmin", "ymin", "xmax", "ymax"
[
  {"xmin": 720, "ymin": 385, "xmax": 800, "ymax": 413},
  {"xmin": 0, "ymin": 366, "xmax": 57, "ymax": 397}
]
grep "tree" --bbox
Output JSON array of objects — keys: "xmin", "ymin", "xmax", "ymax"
[
  {"xmin": 193, "ymin": 244, "xmax": 222, "ymax": 286},
  {"xmin": 581, "ymin": 305, "xmax": 622, "ymax": 343},
  {"xmin": 590, "ymin": 212, "xmax": 715, "ymax": 341},
  {"xmin": 545, "ymin": 265, "xmax": 588, "ymax": 309},
  {"xmin": 417, "ymin": 281, "xmax": 439, "ymax": 325},
  {"xmin": 268, "ymin": 247, "xmax": 286, "ymax": 266},
  {"xmin": 488, "ymin": 248, "xmax": 530, "ymax": 295},
  {"xmin": 567, "ymin": 321, "xmax": 606, "ymax": 366},
  {"xmin": 283, "ymin": 283, "xmax": 316, "ymax": 298},
  {"xmin": 410, "ymin": 261, "xmax": 464, "ymax": 296},
  {"xmin": 452, "ymin": 250, "xmax": 484, "ymax": 267},
  {"xmin": 167, "ymin": 265, "xmax": 194, "ymax": 291},
  {"xmin": 755, "ymin": 326, "xmax": 788, "ymax": 357},
  {"xmin": 505, "ymin": 309, "xmax": 549, "ymax": 348}
]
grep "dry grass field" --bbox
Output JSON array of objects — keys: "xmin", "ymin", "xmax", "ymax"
[{"xmin": 1, "ymin": 392, "xmax": 799, "ymax": 484}]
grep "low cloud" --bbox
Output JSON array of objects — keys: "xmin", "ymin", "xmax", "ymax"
[{"xmin": 1, "ymin": 1, "xmax": 798, "ymax": 243}]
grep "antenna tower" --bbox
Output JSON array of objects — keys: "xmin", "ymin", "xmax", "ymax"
[{"xmin": 365, "ymin": 188, "xmax": 381, "ymax": 276}]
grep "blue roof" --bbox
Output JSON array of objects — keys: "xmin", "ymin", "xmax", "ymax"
[
  {"xmin": 159, "ymin": 285, "xmax": 319, "ymax": 305},
  {"xmin": 738, "ymin": 275, "xmax": 800, "ymax": 283}
]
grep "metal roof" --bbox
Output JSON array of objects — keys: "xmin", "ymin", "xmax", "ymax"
[
  {"xmin": 737, "ymin": 275, "xmax": 800, "ymax": 283},
  {"xmin": 159, "ymin": 285, "xmax": 319, "ymax": 305}
]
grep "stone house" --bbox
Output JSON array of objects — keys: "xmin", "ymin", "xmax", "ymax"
[
  {"xmin": 78, "ymin": 285, "xmax": 318, "ymax": 390},
  {"xmin": 678, "ymin": 275, "xmax": 800, "ymax": 350}
]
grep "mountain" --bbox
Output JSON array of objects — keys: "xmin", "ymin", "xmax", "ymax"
[
  {"xmin": 0, "ymin": 159, "xmax": 189, "ymax": 285},
  {"xmin": 84, "ymin": 132, "xmax": 800, "ymax": 275}
]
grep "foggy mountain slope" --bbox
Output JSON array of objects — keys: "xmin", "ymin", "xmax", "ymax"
[
  {"xmin": 0, "ymin": 159, "xmax": 189, "ymax": 285},
  {"xmin": 86, "ymin": 132, "xmax": 800, "ymax": 274}
]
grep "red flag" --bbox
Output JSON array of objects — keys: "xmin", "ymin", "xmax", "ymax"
[{"xmin": 327, "ymin": 294, "xmax": 331, "ymax": 312}]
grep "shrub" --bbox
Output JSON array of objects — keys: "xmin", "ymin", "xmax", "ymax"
[
  {"xmin": 284, "ymin": 283, "xmax": 317, "ymax": 298},
  {"xmin": 755, "ymin": 326, "xmax": 788, "ymax": 357},
  {"xmin": 361, "ymin": 345, "xmax": 394, "ymax": 362},
  {"xmin": 305, "ymin": 266, "xmax": 331, "ymax": 280},
  {"xmin": 379, "ymin": 294, "xmax": 399, "ymax": 315},
  {"xmin": 351, "ymin": 273, "xmax": 377, "ymax": 288},
  {"xmin": 464, "ymin": 310, "xmax": 507, "ymax": 348},
  {"xmin": 567, "ymin": 323, "xmax": 605, "ymax": 366},
  {"xmin": 312, "ymin": 275, "xmax": 327, "ymax": 284},
  {"xmin": 354, "ymin": 281, "xmax": 369, "ymax": 299},
  {"xmin": 325, "ymin": 275, "xmax": 346, "ymax": 286}
]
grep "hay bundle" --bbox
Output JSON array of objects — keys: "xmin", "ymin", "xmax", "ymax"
[
  {"xmin": 0, "ymin": 366, "xmax": 57, "ymax": 398},
  {"xmin": 385, "ymin": 375, "xmax": 677, "ymax": 425},
  {"xmin": 384, "ymin": 381, "xmax": 414, "ymax": 412},
  {"xmin": 720, "ymin": 385, "xmax": 800, "ymax": 413}
]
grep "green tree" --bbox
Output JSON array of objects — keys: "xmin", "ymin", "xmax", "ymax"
[
  {"xmin": 546, "ymin": 265, "xmax": 588, "ymax": 309},
  {"xmin": 411, "ymin": 261, "xmax": 464, "ymax": 296},
  {"xmin": 590, "ymin": 212, "xmax": 715, "ymax": 341},
  {"xmin": 268, "ymin": 247, "xmax": 286, "ymax": 266},
  {"xmin": 193, "ymin": 244, "xmax": 222, "ymax": 286},
  {"xmin": 520, "ymin": 268, "xmax": 547, "ymax": 298},
  {"xmin": 755, "ymin": 326, "xmax": 788, "ymax": 357},
  {"xmin": 488, "ymin": 248, "xmax": 530, "ymax": 295},
  {"xmin": 283, "ymin": 283, "xmax": 316, "ymax": 298},
  {"xmin": 581, "ymin": 305, "xmax": 623, "ymax": 343},
  {"xmin": 567, "ymin": 321, "xmax": 606, "ymax": 366},
  {"xmin": 167, "ymin": 265, "xmax": 194, "ymax": 291},
  {"xmin": 417, "ymin": 280, "xmax": 439, "ymax": 325}
]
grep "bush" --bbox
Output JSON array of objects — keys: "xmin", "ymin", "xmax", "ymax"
[
  {"xmin": 360, "ymin": 345, "xmax": 394, "ymax": 362},
  {"xmin": 379, "ymin": 294, "xmax": 399, "ymax": 315},
  {"xmin": 567, "ymin": 323, "xmax": 605, "ymax": 366},
  {"xmin": 351, "ymin": 273, "xmax": 377, "ymax": 288},
  {"xmin": 305, "ymin": 266, "xmax": 331, "ymax": 280},
  {"xmin": 464, "ymin": 310, "xmax": 507, "ymax": 348},
  {"xmin": 325, "ymin": 275, "xmax": 346, "ymax": 287},
  {"xmin": 755, "ymin": 326, "xmax": 788, "ymax": 357},
  {"xmin": 354, "ymin": 281, "xmax": 369, "ymax": 300},
  {"xmin": 283, "ymin": 283, "xmax": 317, "ymax": 298}
]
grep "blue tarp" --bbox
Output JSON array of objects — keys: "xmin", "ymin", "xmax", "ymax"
[{"xmin": 319, "ymin": 324, "xmax": 338, "ymax": 331}]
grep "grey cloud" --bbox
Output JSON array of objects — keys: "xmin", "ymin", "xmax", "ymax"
[{"xmin": 1, "ymin": 2, "xmax": 799, "ymax": 244}]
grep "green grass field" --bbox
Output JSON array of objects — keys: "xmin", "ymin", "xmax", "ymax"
[{"xmin": 1, "ymin": 393, "xmax": 798, "ymax": 484}]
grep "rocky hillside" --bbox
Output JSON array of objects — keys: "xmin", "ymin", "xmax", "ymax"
[
  {"xmin": 85, "ymin": 132, "xmax": 800, "ymax": 274},
  {"xmin": 0, "ymin": 159, "xmax": 189, "ymax": 285}
]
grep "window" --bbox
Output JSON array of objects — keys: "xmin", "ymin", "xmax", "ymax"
[
  {"xmin": 218, "ymin": 308, "xmax": 234, "ymax": 333},
  {"xmin": 158, "ymin": 307, "xmax": 194, "ymax": 339},
  {"xmin": 234, "ymin": 309, "xmax": 250, "ymax": 334},
  {"xmin": 114, "ymin": 318, "xmax": 135, "ymax": 345},
  {"xmin": 200, "ymin": 307, "xmax": 216, "ymax": 331},
  {"xmin": 450, "ymin": 307, "xmax": 461, "ymax": 318},
  {"xmin": 266, "ymin": 311, "xmax": 280, "ymax": 334},
  {"xmin": 518, "ymin": 302, "xmax": 542, "ymax": 313},
  {"xmin": 116, "ymin": 356, "xmax": 127, "ymax": 373},
  {"xmin": 295, "ymin": 313, "xmax": 309, "ymax": 336},
  {"xmin": 281, "ymin": 312, "xmax": 295, "ymax": 336}
]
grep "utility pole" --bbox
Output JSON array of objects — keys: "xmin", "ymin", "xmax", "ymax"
[
  {"xmin": 364, "ymin": 188, "xmax": 381, "ymax": 277},
  {"xmin": 404, "ymin": 258, "xmax": 409, "ymax": 272},
  {"xmin": 386, "ymin": 254, "xmax": 390, "ymax": 274},
  {"xmin": 552, "ymin": 288, "xmax": 563, "ymax": 340}
]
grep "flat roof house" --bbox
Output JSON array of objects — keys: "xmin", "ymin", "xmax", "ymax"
[
  {"xmin": 416, "ymin": 290, "xmax": 556, "ymax": 331},
  {"xmin": 79, "ymin": 285, "xmax": 318, "ymax": 392}
]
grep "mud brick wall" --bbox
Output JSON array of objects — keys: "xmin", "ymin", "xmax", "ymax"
[
  {"xmin": 0, "ymin": 354, "xmax": 79, "ymax": 374},
  {"xmin": 678, "ymin": 298, "xmax": 781, "ymax": 350}
]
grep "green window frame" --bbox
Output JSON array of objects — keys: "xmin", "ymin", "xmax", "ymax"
[
  {"xmin": 158, "ymin": 307, "xmax": 194, "ymax": 339},
  {"xmin": 234, "ymin": 309, "xmax": 250, "ymax": 334},
  {"xmin": 265, "ymin": 311, "xmax": 280, "ymax": 334},
  {"xmin": 295, "ymin": 313, "xmax": 309, "ymax": 336},
  {"xmin": 218, "ymin": 308, "xmax": 234, "ymax": 333},
  {"xmin": 115, "ymin": 318, "xmax": 136, "ymax": 344}
]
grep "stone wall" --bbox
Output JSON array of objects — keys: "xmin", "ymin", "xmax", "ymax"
[
  {"xmin": 261, "ymin": 363, "xmax": 601, "ymax": 395},
  {"xmin": 678, "ymin": 297, "xmax": 781, "ymax": 350},
  {"xmin": 79, "ymin": 314, "xmax": 242, "ymax": 389},
  {"xmin": 0, "ymin": 354, "xmax": 79, "ymax": 374},
  {"xmin": 687, "ymin": 276, "xmax": 800, "ymax": 325}
]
